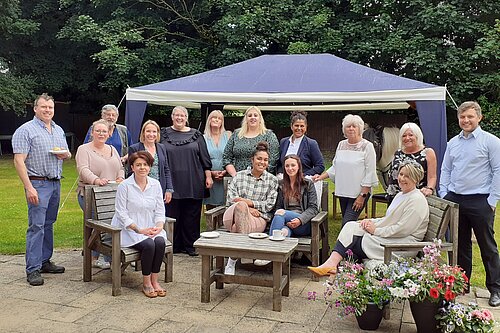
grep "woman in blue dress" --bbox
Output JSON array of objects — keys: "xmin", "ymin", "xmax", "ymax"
[{"xmin": 203, "ymin": 110, "xmax": 232, "ymax": 209}]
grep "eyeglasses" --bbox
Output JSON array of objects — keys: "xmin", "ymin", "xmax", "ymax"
[{"xmin": 94, "ymin": 130, "xmax": 109, "ymax": 134}]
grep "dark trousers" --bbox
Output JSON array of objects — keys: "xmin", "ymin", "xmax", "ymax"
[
  {"xmin": 132, "ymin": 237, "xmax": 165, "ymax": 276},
  {"xmin": 338, "ymin": 194, "xmax": 370, "ymax": 226},
  {"xmin": 333, "ymin": 236, "xmax": 367, "ymax": 262},
  {"xmin": 445, "ymin": 192, "xmax": 500, "ymax": 293},
  {"xmin": 167, "ymin": 198, "xmax": 202, "ymax": 252}
]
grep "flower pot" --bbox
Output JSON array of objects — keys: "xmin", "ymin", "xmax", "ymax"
[
  {"xmin": 409, "ymin": 299, "xmax": 442, "ymax": 333},
  {"xmin": 355, "ymin": 302, "xmax": 385, "ymax": 330}
]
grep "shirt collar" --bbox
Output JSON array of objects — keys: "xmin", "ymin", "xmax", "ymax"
[
  {"xmin": 244, "ymin": 167, "xmax": 266, "ymax": 180},
  {"xmin": 459, "ymin": 126, "xmax": 482, "ymax": 139},
  {"xmin": 33, "ymin": 116, "xmax": 55, "ymax": 129},
  {"xmin": 289, "ymin": 135, "xmax": 304, "ymax": 145}
]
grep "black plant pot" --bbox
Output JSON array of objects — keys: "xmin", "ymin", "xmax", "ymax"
[
  {"xmin": 409, "ymin": 299, "xmax": 442, "ymax": 333},
  {"xmin": 355, "ymin": 302, "xmax": 385, "ymax": 330}
]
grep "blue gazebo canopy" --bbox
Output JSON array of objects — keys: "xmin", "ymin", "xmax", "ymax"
[{"xmin": 125, "ymin": 54, "xmax": 447, "ymax": 166}]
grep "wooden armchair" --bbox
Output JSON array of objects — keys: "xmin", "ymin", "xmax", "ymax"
[
  {"xmin": 382, "ymin": 195, "xmax": 459, "ymax": 265},
  {"xmin": 205, "ymin": 179, "xmax": 330, "ymax": 281},
  {"xmin": 83, "ymin": 184, "xmax": 175, "ymax": 296}
]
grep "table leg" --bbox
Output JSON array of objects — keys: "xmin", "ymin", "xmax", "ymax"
[
  {"xmin": 283, "ymin": 257, "xmax": 290, "ymax": 297},
  {"xmin": 272, "ymin": 261, "xmax": 283, "ymax": 312},
  {"xmin": 215, "ymin": 256, "xmax": 224, "ymax": 289},
  {"xmin": 201, "ymin": 255, "xmax": 211, "ymax": 303}
]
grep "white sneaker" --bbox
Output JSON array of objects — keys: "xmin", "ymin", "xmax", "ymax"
[
  {"xmin": 93, "ymin": 259, "xmax": 111, "ymax": 270},
  {"xmin": 224, "ymin": 263, "xmax": 235, "ymax": 275},
  {"xmin": 254, "ymin": 259, "xmax": 271, "ymax": 266}
]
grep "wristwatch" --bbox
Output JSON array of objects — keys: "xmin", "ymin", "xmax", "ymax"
[{"xmin": 359, "ymin": 193, "xmax": 368, "ymax": 198}]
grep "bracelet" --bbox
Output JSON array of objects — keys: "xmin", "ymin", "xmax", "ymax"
[{"xmin": 424, "ymin": 186, "xmax": 435, "ymax": 194}]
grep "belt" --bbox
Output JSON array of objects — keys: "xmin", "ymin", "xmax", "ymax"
[{"xmin": 28, "ymin": 176, "xmax": 60, "ymax": 181}]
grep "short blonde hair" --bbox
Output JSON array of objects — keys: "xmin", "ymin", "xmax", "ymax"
[
  {"xmin": 238, "ymin": 106, "xmax": 267, "ymax": 138},
  {"xmin": 341, "ymin": 114, "xmax": 364, "ymax": 138},
  {"xmin": 139, "ymin": 120, "xmax": 160, "ymax": 143},
  {"xmin": 399, "ymin": 160, "xmax": 424, "ymax": 184},
  {"xmin": 171, "ymin": 106, "xmax": 189, "ymax": 126},
  {"xmin": 204, "ymin": 110, "xmax": 226, "ymax": 138},
  {"xmin": 458, "ymin": 101, "xmax": 482, "ymax": 117},
  {"xmin": 91, "ymin": 119, "xmax": 113, "ymax": 132},
  {"xmin": 399, "ymin": 122, "xmax": 425, "ymax": 149}
]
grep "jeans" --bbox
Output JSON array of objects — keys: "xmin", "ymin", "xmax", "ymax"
[
  {"xmin": 78, "ymin": 194, "xmax": 111, "ymax": 262},
  {"xmin": 269, "ymin": 210, "xmax": 311, "ymax": 237},
  {"xmin": 26, "ymin": 180, "xmax": 60, "ymax": 273}
]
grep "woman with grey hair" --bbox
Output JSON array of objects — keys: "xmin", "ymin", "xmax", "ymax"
[
  {"xmin": 160, "ymin": 106, "xmax": 213, "ymax": 256},
  {"xmin": 309, "ymin": 161, "xmax": 429, "ymax": 277},
  {"xmin": 84, "ymin": 104, "xmax": 133, "ymax": 163},
  {"xmin": 312, "ymin": 114, "xmax": 378, "ymax": 226},
  {"xmin": 386, "ymin": 122, "xmax": 437, "ymax": 202}
]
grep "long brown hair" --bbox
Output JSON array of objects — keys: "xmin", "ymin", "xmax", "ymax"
[{"xmin": 282, "ymin": 155, "xmax": 306, "ymax": 203}]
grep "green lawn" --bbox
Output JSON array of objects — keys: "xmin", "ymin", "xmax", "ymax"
[{"xmin": 0, "ymin": 155, "xmax": 498, "ymax": 289}]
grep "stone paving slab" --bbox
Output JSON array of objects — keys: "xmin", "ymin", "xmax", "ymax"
[{"xmin": 1, "ymin": 250, "xmax": 500, "ymax": 333}]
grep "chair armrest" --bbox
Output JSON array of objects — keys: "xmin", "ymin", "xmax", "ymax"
[
  {"xmin": 205, "ymin": 206, "xmax": 226, "ymax": 218},
  {"xmin": 164, "ymin": 217, "xmax": 175, "ymax": 244},
  {"xmin": 310, "ymin": 211, "xmax": 328, "ymax": 225},
  {"xmin": 85, "ymin": 219, "xmax": 121, "ymax": 233},
  {"xmin": 382, "ymin": 241, "xmax": 453, "ymax": 264},
  {"xmin": 204, "ymin": 206, "xmax": 226, "ymax": 231}
]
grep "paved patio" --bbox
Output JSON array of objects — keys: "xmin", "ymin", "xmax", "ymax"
[{"xmin": 0, "ymin": 249, "xmax": 498, "ymax": 333}]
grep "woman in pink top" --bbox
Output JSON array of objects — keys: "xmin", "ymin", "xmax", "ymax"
[{"xmin": 76, "ymin": 119, "xmax": 125, "ymax": 268}]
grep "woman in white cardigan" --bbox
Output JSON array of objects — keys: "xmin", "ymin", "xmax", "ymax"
[{"xmin": 308, "ymin": 161, "xmax": 429, "ymax": 277}]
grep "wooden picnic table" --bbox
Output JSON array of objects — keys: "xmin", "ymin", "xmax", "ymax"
[{"xmin": 194, "ymin": 232, "xmax": 298, "ymax": 312}]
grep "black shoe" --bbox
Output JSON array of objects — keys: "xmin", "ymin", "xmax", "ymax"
[
  {"xmin": 489, "ymin": 291, "xmax": 500, "ymax": 307},
  {"xmin": 40, "ymin": 260, "xmax": 65, "ymax": 274},
  {"xmin": 186, "ymin": 248, "xmax": 199, "ymax": 257},
  {"xmin": 27, "ymin": 270, "xmax": 44, "ymax": 286}
]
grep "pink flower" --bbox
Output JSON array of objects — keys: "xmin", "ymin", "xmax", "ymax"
[{"xmin": 482, "ymin": 309, "xmax": 493, "ymax": 321}]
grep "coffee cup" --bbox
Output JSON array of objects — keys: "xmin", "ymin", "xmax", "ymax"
[{"xmin": 272, "ymin": 229, "xmax": 284, "ymax": 239}]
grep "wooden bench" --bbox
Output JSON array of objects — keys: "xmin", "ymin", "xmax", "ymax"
[
  {"xmin": 82, "ymin": 184, "xmax": 175, "ymax": 296},
  {"xmin": 205, "ymin": 179, "xmax": 330, "ymax": 281},
  {"xmin": 382, "ymin": 195, "xmax": 458, "ymax": 265}
]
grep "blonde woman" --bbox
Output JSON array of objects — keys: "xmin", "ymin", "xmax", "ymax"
[
  {"xmin": 223, "ymin": 106, "xmax": 279, "ymax": 175},
  {"xmin": 128, "ymin": 120, "xmax": 173, "ymax": 203},
  {"xmin": 386, "ymin": 122, "xmax": 437, "ymax": 202},
  {"xmin": 203, "ymin": 110, "xmax": 232, "ymax": 208}
]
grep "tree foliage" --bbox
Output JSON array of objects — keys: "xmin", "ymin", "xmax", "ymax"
[{"xmin": 0, "ymin": 0, "xmax": 498, "ymax": 123}]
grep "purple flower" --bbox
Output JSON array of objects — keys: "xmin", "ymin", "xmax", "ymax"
[{"xmin": 307, "ymin": 291, "xmax": 317, "ymax": 301}]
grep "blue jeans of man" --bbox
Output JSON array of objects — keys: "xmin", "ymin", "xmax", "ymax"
[
  {"xmin": 26, "ymin": 180, "xmax": 60, "ymax": 274},
  {"xmin": 269, "ymin": 210, "xmax": 311, "ymax": 237}
]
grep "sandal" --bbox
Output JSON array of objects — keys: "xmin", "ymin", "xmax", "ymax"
[
  {"xmin": 142, "ymin": 287, "xmax": 157, "ymax": 298},
  {"xmin": 155, "ymin": 288, "xmax": 167, "ymax": 297}
]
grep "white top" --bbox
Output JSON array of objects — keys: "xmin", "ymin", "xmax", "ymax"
[
  {"xmin": 111, "ymin": 175, "xmax": 166, "ymax": 247},
  {"xmin": 327, "ymin": 139, "xmax": 378, "ymax": 198},
  {"xmin": 285, "ymin": 135, "xmax": 304, "ymax": 156}
]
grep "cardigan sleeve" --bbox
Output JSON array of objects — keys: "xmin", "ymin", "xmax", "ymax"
[
  {"xmin": 266, "ymin": 130, "xmax": 280, "ymax": 175},
  {"xmin": 76, "ymin": 145, "xmax": 99, "ymax": 185},
  {"xmin": 222, "ymin": 130, "xmax": 237, "ymax": 168},
  {"xmin": 373, "ymin": 195, "xmax": 429, "ymax": 239}
]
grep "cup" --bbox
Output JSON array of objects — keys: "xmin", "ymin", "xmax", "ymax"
[{"xmin": 272, "ymin": 229, "xmax": 283, "ymax": 239}]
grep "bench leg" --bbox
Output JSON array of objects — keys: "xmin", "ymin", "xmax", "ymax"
[
  {"xmin": 283, "ymin": 258, "xmax": 290, "ymax": 297},
  {"xmin": 165, "ymin": 251, "xmax": 173, "ymax": 283},
  {"xmin": 83, "ymin": 227, "xmax": 92, "ymax": 282},
  {"xmin": 272, "ymin": 261, "xmax": 283, "ymax": 312},
  {"xmin": 201, "ymin": 255, "xmax": 211, "ymax": 303},
  {"xmin": 111, "ymin": 244, "xmax": 122, "ymax": 296}
]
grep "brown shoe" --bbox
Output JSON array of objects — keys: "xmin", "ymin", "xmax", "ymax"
[
  {"xmin": 307, "ymin": 266, "xmax": 337, "ymax": 277},
  {"xmin": 142, "ymin": 287, "xmax": 157, "ymax": 298}
]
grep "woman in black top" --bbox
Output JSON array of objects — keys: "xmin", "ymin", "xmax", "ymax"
[{"xmin": 160, "ymin": 106, "xmax": 212, "ymax": 256}]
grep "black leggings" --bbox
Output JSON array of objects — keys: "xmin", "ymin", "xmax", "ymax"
[
  {"xmin": 333, "ymin": 236, "xmax": 368, "ymax": 262},
  {"xmin": 132, "ymin": 237, "xmax": 166, "ymax": 276}
]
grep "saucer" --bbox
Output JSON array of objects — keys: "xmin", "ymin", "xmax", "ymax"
[
  {"xmin": 269, "ymin": 236, "xmax": 285, "ymax": 241},
  {"xmin": 200, "ymin": 231, "xmax": 220, "ymax": 238},
  {"xmin": 248, "ymin": 233, "xmax": 268, "ymax": 239}
]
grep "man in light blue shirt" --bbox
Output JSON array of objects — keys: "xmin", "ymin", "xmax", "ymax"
[
  {"xmin": 12, "ymin": 94, "xmax": 72, "ymax": 286},
  {"xmin": 439, "ymin": 101, "xmax": 500, "ymax": 306}
]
